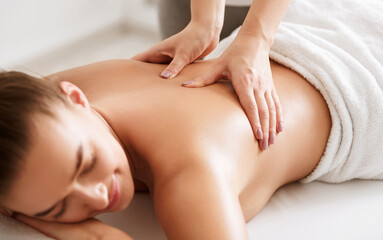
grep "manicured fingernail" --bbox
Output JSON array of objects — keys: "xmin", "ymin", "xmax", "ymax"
[
  {"xmin": 161, "ymin": 70, "xmax": 172, "ymax": 79},
  {"xmin": 262, "ymin": 138, "xmax": 268, "ymax": 150},
  {"xmin": 277, "ymin": 121, "xmax": 284, "ymax": 132},
  {"xmin": 182, "ymin": 80, "xmax": 194, "ymax": 86},
  {"xmin": 256, "ymin": 128, "xmax": 263, "ymax": 139},
  {"xmin": 269, "ymin": 132, "xmax": 275, "ymax": 145}
]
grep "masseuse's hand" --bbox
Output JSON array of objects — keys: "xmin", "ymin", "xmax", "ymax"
[
  {"xmin": 14, "ymin": 214, "xmax": 133, "ymax": 240},
  {"xmin": 182, "ymin": 33, "xmax": 283, "ymax": 150},
  {"xmin": 133, "ymin": 20, "xmax": 220, "ymax": 79}
]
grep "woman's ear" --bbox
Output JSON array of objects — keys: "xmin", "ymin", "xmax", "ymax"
[{"xmin": 59, "ymin": 81, "xmax": 90, "ymax": 109}]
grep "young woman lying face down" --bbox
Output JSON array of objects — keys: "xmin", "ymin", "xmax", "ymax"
[{"xmin": 0, "ymin": 58, "xmax": 331, "ymax": 239}]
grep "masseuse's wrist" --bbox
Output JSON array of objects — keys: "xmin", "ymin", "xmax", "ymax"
[
  {"xmin": 191, "ymin": 10, "xmax": 223, "ymax": 28},
  {"xmin": 238, "ymin": 18, "xmax": 276, "ymax": 50},
  {"xmin": 235, "ymin": 30, "xmax": 273, "ymax": 54},
  {"xmin": 190, "ymin": 0, "xmax": 224, "ymax": 41},
  {"xmin": 189, "ymin": 19, "xmax": 222, "ymax": 44}
]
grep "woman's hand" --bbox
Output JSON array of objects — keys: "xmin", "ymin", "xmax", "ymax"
[
  {"xmin": 133, "ymin": 20, "xmax": 220, "ymax": 79},
  {"xmin": 14, "ymin": 214, "xmax": 132, "ymax": 240},
  {"xmin": 182, "ymin": 33, "xmax": 283, "ymax": 150}
]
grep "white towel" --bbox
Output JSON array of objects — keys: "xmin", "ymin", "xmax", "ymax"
[{"xmin": 208, "ymin": 0, "xmax": 383, "ymax": 183}]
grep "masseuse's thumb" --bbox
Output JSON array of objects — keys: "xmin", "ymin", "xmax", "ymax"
[
  {"xmin": 182, "ymin": 64, "xmax": 224, "ymax": 88},
  {"xmin": 160, "ymin": 55, "xmax": 189, "ymax": 79}
]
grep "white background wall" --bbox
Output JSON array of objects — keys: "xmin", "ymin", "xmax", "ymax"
[{"xmin": 0, "ymin": 0, "xmax": 159, "ymax": 69}]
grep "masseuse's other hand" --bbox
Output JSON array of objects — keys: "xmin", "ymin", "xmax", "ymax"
[
  {"xmin": 182, "ymin": 33, "xmax": 283, "ymax": 150},
  {"xmin": 133, "ymin": 21, "xmax": 220, "ymax": 79},
  {"xmin": 14, "ymin": 214, "xmax": 133, "ymax": 240}
]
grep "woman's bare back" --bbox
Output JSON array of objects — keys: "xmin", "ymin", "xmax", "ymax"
[{"xmin": 50, "ymin": 58, "xmax": 331, "ymax": 222}]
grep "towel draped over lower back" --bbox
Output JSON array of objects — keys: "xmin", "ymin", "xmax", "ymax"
[{"xmin": 208, "ymin": 0, "xmax": 383, "ymax": 183}]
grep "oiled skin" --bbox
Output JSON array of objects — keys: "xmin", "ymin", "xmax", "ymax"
[{"xmin": 50, "ymin": 58, "xmax": 331, "ymax": 237}]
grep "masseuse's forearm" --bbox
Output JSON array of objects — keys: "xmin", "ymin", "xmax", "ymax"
[
  {"xmin": 239, "ymin": 0, "xmax": 290, "ymax": 48},
  {"xmin": 190, "ymin": 0, "xmax": 225, "ymax": 35}
]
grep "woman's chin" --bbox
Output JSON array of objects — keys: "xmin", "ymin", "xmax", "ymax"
[{"xmin": 110, "ymin": 198, "xmax": 131, "ymax": 213}]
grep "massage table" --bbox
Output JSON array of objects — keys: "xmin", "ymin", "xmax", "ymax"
[{"xmin": 1, "ymin": 180, "xmax": 383, "ymax": 239}]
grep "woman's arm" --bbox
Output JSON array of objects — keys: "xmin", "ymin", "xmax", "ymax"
[
  {"xmin": 14, "ymin": 215, "xmax": 133, "ymax": 240},
  {"xmin": 153, "ymin": 161, "xmax": 248, "ymax": 240}
]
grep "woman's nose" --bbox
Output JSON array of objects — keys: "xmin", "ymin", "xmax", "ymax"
[{"xmin": 73, "ymin": 182, "xmax": 109, "ymax": 210}]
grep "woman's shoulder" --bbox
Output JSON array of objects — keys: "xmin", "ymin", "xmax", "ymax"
[{"xmin": 46, "ymin": 59, "xmax": 145, "ymax": 81}]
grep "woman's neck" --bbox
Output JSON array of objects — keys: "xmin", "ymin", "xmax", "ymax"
[{"xmin": 90, "ymin": 105, "xmax": 152, "ymax": 192}]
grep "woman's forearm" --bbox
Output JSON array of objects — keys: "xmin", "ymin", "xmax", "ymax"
[
  {"xmin": 239, "ymin": 0, "xmax": 290, "ymax": 48},
  {"xmin": 190, "ymin": 0, "xmax": 225, "ymax": 35}
]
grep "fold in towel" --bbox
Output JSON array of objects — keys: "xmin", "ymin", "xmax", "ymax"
[{"xmin": 208, "ymin": 0, "xmax": 383, "ymax": 183}]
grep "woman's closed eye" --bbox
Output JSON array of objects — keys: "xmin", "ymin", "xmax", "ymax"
[
  {"xmin": 53, "ymin": 199, "xmax": 67, "ymax": 219},
  {"xmin": 53, "ymin": 153, "xmax": 97, "ymax": 220},
  {"xmin": 82, "ymin": 152, "xmax": 97, "ymax": 175}
]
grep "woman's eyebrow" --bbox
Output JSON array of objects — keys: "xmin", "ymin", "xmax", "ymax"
[{"xmin": 33, "ymin": 142, "xmax": 83, "ymax": 217}]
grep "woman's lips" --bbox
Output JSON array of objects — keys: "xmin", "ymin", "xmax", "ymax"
[{"xmin": 105, "ymin": 175, "xmax": 121, "ymax": 211}]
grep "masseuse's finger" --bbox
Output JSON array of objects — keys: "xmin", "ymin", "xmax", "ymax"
[
  {"xmin": 230, "ymin": 74, "xmax": 264, "ymax": 141},
  {"xmin": 132, "ymin": 47, "xmax": 173, "ymax": 64},
  {"xmin": 182, "ymin": 63, "xmax": 226, "ymax": 87},
  {"xmin": 254, "ymin": 90, "xmax": 270, "ymax": 150},
  {"xmin": 161, "ymin": 54, "xmax": 190, "ymax": 79},
  {"xmin": 229, "ymin": 70, "xmax": 265, "ymax": 144},
  {"xmin": 239, "ymin": 89, "xmax": 264, "ymax": 145},
  {"xmin": 265, "ymin": 91, "xmax": 277, "ymax": 145},
  {"xmin": 273, "ymin": 90, "xmax": 284, "ymax": 133}
]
